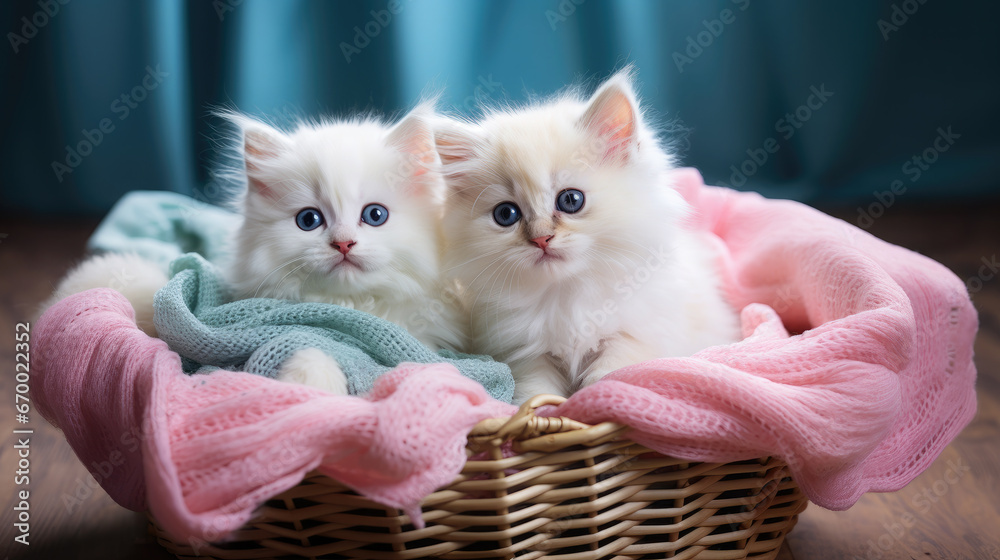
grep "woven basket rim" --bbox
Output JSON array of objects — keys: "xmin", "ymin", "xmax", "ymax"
[
  {"xmin": 150, "ymin": 393, "xmax": 807, "ymax": 560},
  {"xmin": 467, "ymin": 394, "xmax": 631, "ymax": 454}
]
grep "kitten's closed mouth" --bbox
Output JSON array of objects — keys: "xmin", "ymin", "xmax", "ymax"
[
  {"xmin": 330, "ymin": 257, "xmax": 364, "ymax": 272},
  {"xmin": 535, "ymin": 251, "xmax": 565, "ymax": 264}
]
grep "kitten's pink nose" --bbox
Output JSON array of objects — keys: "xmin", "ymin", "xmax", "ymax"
[
  {"xmin": 331, "ymin": 240, "xmax": 357, "ymax": 255},
  {"xmin": 530, "ymin": 236, "xmax": 554, "ymax": 250}
]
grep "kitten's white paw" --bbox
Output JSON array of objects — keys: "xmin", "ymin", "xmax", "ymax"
[{"xmin": 277, "ymin": 348, "xmax": 349, "ymax": 395}]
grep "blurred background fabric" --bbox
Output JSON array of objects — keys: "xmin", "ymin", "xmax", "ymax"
[{"xmin": 1, "ymin": 0, "xmax": 997, "ymax": 217}]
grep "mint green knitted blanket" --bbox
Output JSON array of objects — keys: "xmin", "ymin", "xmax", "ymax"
[
  {"xmin": 153, "ymin": 253, "xmax": 513, "ymax": 402},
  {"xmin": 87, "ymin": 190, "xmax": 239, "ymax": 269}
]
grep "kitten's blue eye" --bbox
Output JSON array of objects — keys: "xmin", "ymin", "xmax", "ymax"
[
  {"xmin": 493, "ymin": 202, "xmax": 521, "ymax": 227},
  {"xmin": 556, "ymin": 189, "xmax": 585, "ymax": 214},
  {"xmin": 295, "ymin": 208, "xmax": 324, "ymax": 231},
  {"xmin": 361, "ymin": 203, "xmax": 389, "ymax": 226}
]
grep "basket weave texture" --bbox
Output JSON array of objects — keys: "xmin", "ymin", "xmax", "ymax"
[{"xmin": 152, "ymin": 395, "xmax": 807, "ymax": 560}]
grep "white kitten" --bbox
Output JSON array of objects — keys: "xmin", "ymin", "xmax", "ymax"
[
  {"xmin": 437, "ymin": 69, "xmax": 740, "ymax": 403},
  {"xmin": 224, "ymin": 105, "xmax": 467, "ymax": 393}
]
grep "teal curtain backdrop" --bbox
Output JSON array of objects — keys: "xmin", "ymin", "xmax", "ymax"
[{"xmin": 2, "ymin": 0, "xmax": 997, "ymax": 216}]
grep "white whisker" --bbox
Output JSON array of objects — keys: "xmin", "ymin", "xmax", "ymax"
[
  {"xmin": 252, "ymin": 256, "xmax": 308, "ymax": 298},
  {"xmin": 445, "ymin": 247, "xmax": 508, "ymax": 272},
  {"xmin": 272, "ymin": 261, "xmax": 309, "ymax": 298}
]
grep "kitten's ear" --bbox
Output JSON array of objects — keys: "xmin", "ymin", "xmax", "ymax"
[
  {"xmin": 239, "ymin": 117, "xmax": 290, "ymax": 199},
  {"xmin": 580, "ymin": 69, "xmax": 640, "ymax": 164},
  {"xmin": 386, "ymin": 105, "xmax": 442, "ymax": 198},
  {"xmin": 434, "ymin": 119, "xmax": 480, "ymax": 168},
  {"xmin": 387, "ymin": 106, "xmax": 439, "ymax": 178}
]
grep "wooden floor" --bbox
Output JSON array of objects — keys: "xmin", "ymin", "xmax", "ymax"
[{"xmin": 1, "ymin": 202, "xmax": 998, "ymax": 560}]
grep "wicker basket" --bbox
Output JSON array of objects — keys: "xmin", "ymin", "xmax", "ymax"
[{"xmin": 151, "ymin": 395, "xmax": 807, "ymax": 560}]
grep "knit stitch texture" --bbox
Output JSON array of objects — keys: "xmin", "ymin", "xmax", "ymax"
[{"xmin": 153, "ymin": 253, "xmax": 514, "ymax": 401}]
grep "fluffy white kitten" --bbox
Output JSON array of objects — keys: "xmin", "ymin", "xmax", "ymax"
[
  {"xmin": 437, "ymin": 69, "xmax": 740, "ymax": 403},
  {"xmin": 225, "ymin": 105, "xmax": 467, "ymax": 393}
]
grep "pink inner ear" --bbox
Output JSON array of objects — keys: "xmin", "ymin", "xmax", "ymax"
[
  {"xmin": 386, "ymin": 127, "xmax": 443, "ymax": 200},
  {"xmin": 244, "ymin": 130, "xmax": 282, "ymax": 198},
  {"xmin": 247, "ymin": 176, "xmax": 273, "ymax": 198},
  {"xmin": 585, "ymin": 87, "xmax": 637, "ymax": 163},
  {"xmin": 600, "ymin": 100, "xmax": 635, "ymax": 158},
  {"xmin": 435, "ymin": 132, "xmax": 472, "ymax": 166},
  {"xmin": 403, "ymin": 135, "xmax": 436, "ymax": 178},
  {"xmin": 388, "ymin": 114, "xmax": 440, "ymax": 183},
  {"xmin": 244, "ymin": 130, "xmax": 280, "ymax": 169}
]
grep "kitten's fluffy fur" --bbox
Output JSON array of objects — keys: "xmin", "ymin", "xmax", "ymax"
[
  {"xmin": 437, "ymin": 69, "xmax": 739, "ymax": 403},
  {"xmin": 225, "ymin": 106, "xmax": 466, "ymax": 393},
  {"xmin": 40, "ymin": 252, "xmax": 168, "ymax": 336}
]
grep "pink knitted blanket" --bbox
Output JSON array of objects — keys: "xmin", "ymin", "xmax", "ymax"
[
  {"xmin": 32, "ymin": 168, "xmax": 977, "ymax": 543},
  {"xmin": 551, "ymin": 168, "xmax": 977, "ymax": 510},
  {"xmin": 33, "ymin": 290, "xmax": 517, "ymax": 541}
]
